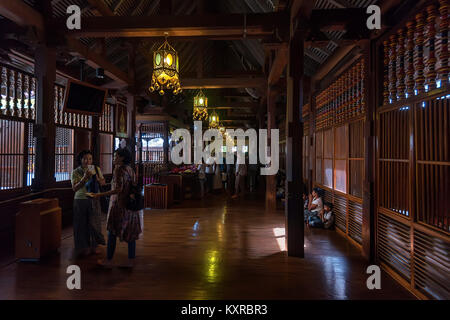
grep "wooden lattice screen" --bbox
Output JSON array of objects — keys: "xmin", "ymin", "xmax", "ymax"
[
  {"xmin": 0, "ymin": 64, "xmax": 35, "ymax": 189},
  {"xmin": 376, "ymin": 0, "xmax": 450, "ymax": 300},
  {"xmin": 139, "ymin": 122, "xmax": 168, "ymax": 184},
  {"xmin": 313, "ymin": 56, "xmax": 366, "ymax": 247}
]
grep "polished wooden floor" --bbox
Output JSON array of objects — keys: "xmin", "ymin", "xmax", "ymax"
[{"xmin": 0, "ymin": 192, "xmax": 414, "ymax": 299}]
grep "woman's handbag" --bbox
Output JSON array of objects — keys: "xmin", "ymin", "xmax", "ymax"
[
  {"xmin": 94, "ymin": 166, "xmax": 109, "ymax": 213},
  {"xmin": 127, "ymin": 183, "xmax": 144, "ymax": 211}
]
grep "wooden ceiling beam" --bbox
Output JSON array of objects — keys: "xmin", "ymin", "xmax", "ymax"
[
  {"xmin": 113, "ymin": 0, "xmax": 128, "ymax": 14},
  {"xmin": 66, "ymin": 38, "xmax": 132, "ymax": 85},
  {"xmin": 182, "ymin": 77, "xmax": 266, "ymax": 89},
  {"xmin": 312, "ymin": 42, "xmax": 361, "ymax": 82},
  {"xmin": 0, "ymin": 0, "xmax": 131, "ymax": 86},
  {"xmin": 268, "ymin": 43, "xmax": 288, "ymax": 86},
  {"xmin": 8, "ymin": 49, "xmax": 79, "ymax": 81},
  {"xmin": 0, "ymin": 0, "xmax": 44, "ymax": 34},
  {"xmin": 325, "ymin": 0, "xmax": 354, "ymax": 9},
  {"xmin": 54, "ymin": 12, "xmax": 288, "ymax": 39},
  {"xmin": 208, "ymin": 102, "xmax": 258, "ymax": 109},
  {"xmin": 221, "ymin": 119, "xmax": 256, "ymax": 122},
  {"xmin": 309, "ymin": 8, "xmax": 367, "ymax": 33},
  {"xmin": 86, "ymin": 0, "xmax": 114, "ymax": 16}
]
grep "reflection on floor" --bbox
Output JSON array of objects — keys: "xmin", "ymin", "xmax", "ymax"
[{"xmin": 0, "ymin": 193, "xmax": 414, "ymax": 299}]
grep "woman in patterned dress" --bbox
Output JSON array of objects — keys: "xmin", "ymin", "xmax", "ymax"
[{"xmin": 88, "ymin": 148, "xmax": 142, "ymax": 268}]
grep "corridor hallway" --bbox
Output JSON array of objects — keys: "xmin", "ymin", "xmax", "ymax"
[{"xmin": 0, "ymin": 194, "xmax": 413, "ymax": 300}]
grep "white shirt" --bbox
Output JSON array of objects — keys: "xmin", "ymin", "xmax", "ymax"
[
  {"xmin": 205, "ymin": 165, "xmax": 214, "ymax": 174},
  {"xmin": 324, "ymin": 210, "xmax": 333, "ymax": 221},
  {"xmin": 311, "ymin": 197, "xmax": 323, "ymax": 213}
]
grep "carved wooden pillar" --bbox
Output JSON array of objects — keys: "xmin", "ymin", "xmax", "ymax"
[
  {"xmin": 340, "ymin": 75, "xmax": 344, "ymax": 121},
  {"xmin": 343, "ymin": 71, "xmax": 348, "ymax": 121},
  {"xmin": 350, "ymin": 65, "xmax": 355, "ymax": 116},
  {"xmin": 356, "ymin": 62, "xmax": 362, "ymax": 113},
  {"xmin": 415, "ymin": 13, "xmax": 426, "ymax": 94},
  {"xmin": 53, "ymin": 86, "xmax": 58, "ymax": 124},
  {"xmin": 406, "ymin": 21, "xmax": 416, "ymax": 96},
  {"xmin": 397, "ymin": 28, "xmax": 406, "ymax": 100},
  {"xmin": 59, "ymin": 88, "xmax": 64, "ymax": 124},
  {"xmin": 26, "ymin": 76, "xmax": 33, "ymax": 119},
  {"xmin": 326, "ymin": 83, "xmax": 330, "ymax": 126},
  {"xmin": 426, "ymin": 5, "xmax": 438, "ymax": 90},
  {"xmin": 361, "ymin": 59, "xmax": 365, "ymax": 114},
  {"xmin": 439, "ymin": 0, "xmax": 449, "ymax": 85},
  {"xmin": 12, "ymin": 71, "xmax": 19, "ymax": 116},
  {"xmin": 389, "ymin": 34, "xmax": 398, "ymax": 102},
  {"xmin": 383, "ymin": 41, "xmax": 390, "ymax": 105},
  {"xmin": 20, "ymin": 72, "xmax": 26, "ymax": 118},
  {"xmin": 5, "ymin": 69, "xmax": 11, "ymax": 116}
]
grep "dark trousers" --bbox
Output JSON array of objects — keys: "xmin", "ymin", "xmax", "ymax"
[
  {"xmin": 73, "ymin": 199, "xmax": 91, "ymax": 250},
  {"xmin": 249, "ymin": 174, "xmax": 256, "ymax": 192},
  {"xmin": 206, "ymin": 173, "xmax": 214, "ymax": 192},
  {"xmin": 107, "ymin": 232, "xmax": 136, "ymax": 260},
  {"xmin": 308, "ymin": 215, "xmax": 324, "ymax": 228}
]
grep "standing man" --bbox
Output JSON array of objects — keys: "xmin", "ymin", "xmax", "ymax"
[
  {"xmin": 232, "ymin": 155, "xmax": 247, "ymax": 199},
  {"xmin": 205, "ymin": 157, "xmax": 214, "ymax": 194}
]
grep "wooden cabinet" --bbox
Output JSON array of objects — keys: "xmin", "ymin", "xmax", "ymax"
[
  {"xmin": 144, "ymin": 184, "xmax": 168, "ymax": 209},
  {"xmin": 160, "ymin": 174, "xmax": 182, "ymax": 206},
  {"xmin": 15, "ymin": 198, "xmax": 61, "ymax": 260}
]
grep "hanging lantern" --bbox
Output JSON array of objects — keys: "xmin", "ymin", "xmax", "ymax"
[
  {"xmin": 193, "ymin": 89, "xmax": 208, "ymax": 121},
  {"xmin": 209, "ymin": 110, "xmax": 219, "ymax": 129},
  {"xmin": 149, "ymin": 35, "xmax": 181, "ymax": 95}
]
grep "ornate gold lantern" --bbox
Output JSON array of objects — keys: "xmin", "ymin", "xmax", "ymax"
[
  {"xmin": 209, "ymin": 110, "xmax": 219, "ymax": 129},
  {"xmin": 149, "ymin": 36, "xmax": 181, "ymax": 95},
  {"xmin": 193, "ymin": 89, "xmax": 208, "ymax": 121}
]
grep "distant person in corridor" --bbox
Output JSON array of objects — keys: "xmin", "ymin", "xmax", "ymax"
[{"xmin": 232, "ymin": 155, "xmax": 247, "ymax": 199}]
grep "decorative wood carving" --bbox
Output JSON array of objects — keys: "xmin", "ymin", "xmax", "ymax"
[
  {"xmin": 406, "ymin": 21, "xmax": 416, "ymax": 96},
  {"xmin": 415, "ymin": 12, "xmax": 426, "ymax": 93},
  {"xmin": 425, "ymin": 5, "xmax": 438, "ymax": 90},
  {"xmin": 438, "ymin": 0, "xmax": 449, "ymax": 84},
  {"xmin": 397, "ymin": 28, "xmax": 406, "ymax": 99}
]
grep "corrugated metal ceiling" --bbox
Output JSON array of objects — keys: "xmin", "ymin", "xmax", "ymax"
[{"xmin": 2, "ymin": 0, "xmax": 379, "ymax": 89}]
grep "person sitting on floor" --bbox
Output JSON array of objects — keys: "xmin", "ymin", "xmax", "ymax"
[
  {"xmin": 304, "ymin": 187, "xmax": 323, "ymax": 222},
  {"xmin": 308, "ymin": 202, "xmax": 335, "ymax": 229},
  {"xmin": 303, "ymin": 192, "xmax": 309, "ymax": 210}
]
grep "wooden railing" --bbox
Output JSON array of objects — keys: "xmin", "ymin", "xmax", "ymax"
[
  {"xmin": 383, "ymin": 0, "xmax": 449, "ymax": 105},
  {"xmin": 0, "ymin": 63, "xmax": 36, "ymax": 121}
]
